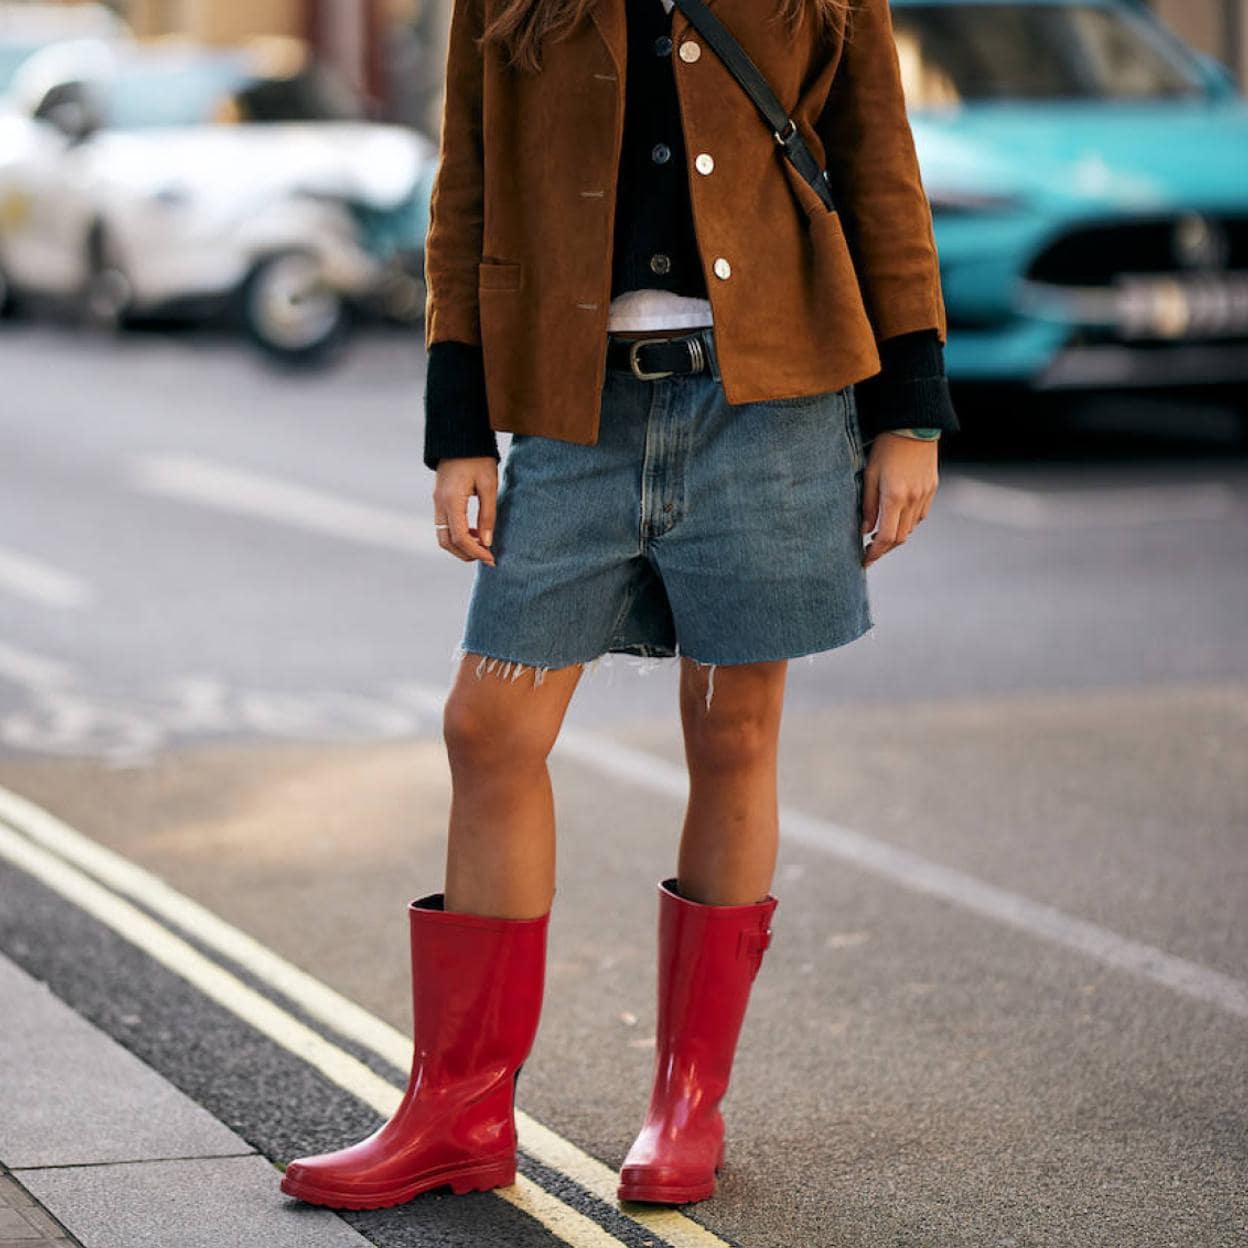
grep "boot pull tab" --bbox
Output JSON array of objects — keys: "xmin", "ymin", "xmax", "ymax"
[{"xmin": 737, "ymin": 925, "xmax": 773, "ymax": 964}]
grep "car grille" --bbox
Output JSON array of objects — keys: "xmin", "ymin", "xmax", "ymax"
[
  {"xmin": 1026, "ymin": 215, "xmax": 1248, "ymax": 284},
  {"xmin": 1019, "ymin": 214, "xmax": 1248, "ymax": 340}
]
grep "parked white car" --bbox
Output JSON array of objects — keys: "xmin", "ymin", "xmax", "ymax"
[
  {"xmin": 0, "ymin": 2, "xmax": 130, "ymax": 92},
  {"xmin": 0, "ymin": 38, "xmax": 434, "ymax": 361}
]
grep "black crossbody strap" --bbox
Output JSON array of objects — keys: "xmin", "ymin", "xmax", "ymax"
[{"xmin": 669, "ymin": 0, "xmax": 837, "ymax": 213}]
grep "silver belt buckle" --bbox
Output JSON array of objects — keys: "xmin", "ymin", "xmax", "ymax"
[{"xmin": 628, "ymin": 336, "xmax": 677, "ymax": 381}]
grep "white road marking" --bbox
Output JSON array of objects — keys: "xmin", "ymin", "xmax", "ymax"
[
  {"xmin": 411, "ymin": 683, "xmax": 1248, "ymax": 1023},
  {"xmin": 0, "ymin": 786, "xmax": 732, "ymax": 1248},
  {"xmin": 0, "ymin": 642, "xmax": 75, "ymax": 691},
  {"xmin": 942, "ymin": 477, "xmax": 1238, "ymax": 529},
  {"xmin": 129, "ymin": 449, "xmax": 1241, "ymax": 546},
  {"xmin": 531, "ymin": 719, "xmax": 1247, "ymax": 1021},
  {"xmin": 3, "ymin": 657, "xmax": 1244, "ymax": 1023},
  {"xmin": 0, "ymin": 660, "xmax": 432, "ymax": 764},
  {"xmin": 130, "ymin": 454, "xmax": 440, "ymax": 556},
  {"xmin": 2, "ymin": 690, "xmax": 162, "ymax": 761},
  {"xmin": 0, "ymin": 546, "xmax": 90, "ymax": 609},
  {"xmin": 0, "ymin": 821, "xmax": 638, "ymax": 1248}
]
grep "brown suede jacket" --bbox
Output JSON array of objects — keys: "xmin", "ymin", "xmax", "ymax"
[{"xmin": 423, "ymin": 0, "xmax": 959, "ymax": 467}]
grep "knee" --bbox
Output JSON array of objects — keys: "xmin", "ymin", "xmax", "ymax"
[
  {"xmin": 684, "ymin": 711, "xmax": 777, "ymax": 774},
  {"xmin": 442, "ymin": 690, "xmax": 551, "ymax": 773}
]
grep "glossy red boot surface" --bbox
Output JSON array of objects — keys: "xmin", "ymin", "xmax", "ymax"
[
  {"xmin": 618, "ymin": 876, "xmax": 778, "ymax": 1205},
  {"xmin": 281, "ymin": 894, "xmax": 549, "ymax": 1210}
]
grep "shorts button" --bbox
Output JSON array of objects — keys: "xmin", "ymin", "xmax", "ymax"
[
  {"xmin": 663, "ymin": 502, "xmax": 674, "ymax": 512},
  {"xmin": 652, "ymin": 142, "xmax": 672, "ymax": 165},
  {"xmin": 650, "ymin": 252, "xmax": 672, "ymax": 275},
  {"xmin": 655, "ymin": 35, "xmax": 672, "ymax": 55}
]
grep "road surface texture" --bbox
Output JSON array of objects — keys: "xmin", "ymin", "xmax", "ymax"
[{"xmin": 0, "ymin": 322, "xmax": 1244, "ymax": 1248}]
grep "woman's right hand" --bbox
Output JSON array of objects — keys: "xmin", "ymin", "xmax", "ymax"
[{"xmin": 433, "ymin": 456, "xmax": 498, "ymax": 567}]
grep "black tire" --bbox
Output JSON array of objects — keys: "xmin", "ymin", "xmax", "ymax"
[
  {"xmin": 0, "ymin": 262, "xmax": 18, "ymax": 319},
  {"xmin": 82, "ymin": 222, "xmax": 134, "ymax": 332},
  {"xmin": 237, "ymin": 250, "xmax": 351, "ymax": 366},
  {"xmin": 1232, "ymin": 385, "xmax": 1248, "ymax": 450},
  {"xmin": 378, "ymin": 250, "xmax": 427, "ymax": 325}
]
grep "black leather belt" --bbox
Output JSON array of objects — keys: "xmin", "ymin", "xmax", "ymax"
[{"xmin": 606, "ymin": 330, "xmax": 711, "ymax": 381}]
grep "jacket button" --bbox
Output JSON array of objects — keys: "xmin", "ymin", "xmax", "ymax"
[
  {"xmin": 694, "ymin": 152, "xmax": 714, "ymax": 175},
  {"xmin": 650, "ymin": 253, "xmax": 672, "ymax": 275},
  {"xmin": 678, "ymin": 40, "xmax": 701, "ymax": 62},
  {"xmin": 713, "ymin": 256, "xmax": 731, "ymax": 279},
  {"xmin": 655, "ymin": 35, "xmax": 672, "ymax": 56},
  {"xmin": 652, "ymin": 142, "xmax": 672, "ymax": 165}
]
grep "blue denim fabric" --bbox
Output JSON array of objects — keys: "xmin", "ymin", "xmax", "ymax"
[{"xmin": 453, "ymin": 326, "xmax": 873, "ymax": 703}]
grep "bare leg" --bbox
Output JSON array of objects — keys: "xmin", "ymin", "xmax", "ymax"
[
  {"xmin": 441, "ymin": 653, "xmax": 585, "ymax": 918},
  {"xmin": 676, "ymin": 657, "xmax": 787, "ymax": 906}
]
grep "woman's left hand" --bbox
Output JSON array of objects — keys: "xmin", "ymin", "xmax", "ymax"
[{"xmin": 860, "ymin": 432, "xmax": 939, "ymax": 568}]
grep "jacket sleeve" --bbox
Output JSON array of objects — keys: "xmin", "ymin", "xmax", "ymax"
[
  {"xmin": 815, "ymin": 0, "xmax": 948, "ymax": 346},
  {"xmin": 422, "ymin": 0, "xmax": 498, "ymax": 471},
  {"xmin": 853, "ymin": 328, "xmax": 960, "ymax": 439},
  {"xmin": 424, "ymin": 0, "xmax": 487, "ymax": 351}
]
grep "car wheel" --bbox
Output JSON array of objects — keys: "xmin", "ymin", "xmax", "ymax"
[
  {"xmin": 377, "ymin": 252, "xmax": 427, "ymax": 324},
  {"xmin": 0, "ymin": 263, "xmax": 18, "ymax": 319},
  {"xmin": 1232, "ymin": 385, "xmax": 1248, "ymax": 450},
  {"xmin": 239, "ymin": 250, "xmax": 349, "ymax": 365},
  {"xmin": 82, "ymin": 223, "xmax": 134, "ymax": 331}
]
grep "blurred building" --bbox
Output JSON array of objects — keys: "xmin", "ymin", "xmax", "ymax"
[
  {"xmin": 2, "ymin": 0, "xmax": 445, "ymax": 130},
  {"xmin": 123, "ymin": 1, "xmax": 1248, "ymax": 111},
  {"xmin": 1152, "ymin": 1, "xmax": 1246, "ymax": 85},
  {"xmin": 124, "ymin": 0, "xmax": 303, "ymax": 42},
  {"xmin": 125, "ymin": 0, "xmax": 391, "ymax": 118},
  {"xmin": 6, "ymin": 0, "xmax": 1247, "ymax": 124}
]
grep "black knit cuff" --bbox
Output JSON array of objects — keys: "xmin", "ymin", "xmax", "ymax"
[
  {"xmin": 853, "ymin": 330, "xmax": 961, "ymax": 440},
  {"xmin": 422, "ymin": 340, "xmax": 500, "ymax": 471}
]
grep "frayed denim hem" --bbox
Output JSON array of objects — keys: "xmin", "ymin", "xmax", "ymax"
[
  {"xmin": 450, "ymin": 641, "xmax": 671, "ymax": 687},
  {"xmin": 449, "ymin": 618, "xmax": 876, "ymax": 714}
]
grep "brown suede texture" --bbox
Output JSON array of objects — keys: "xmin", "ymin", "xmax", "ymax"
[{"xmin": 424, "ymin": 0, "xmax": 949, "ymax": 447}]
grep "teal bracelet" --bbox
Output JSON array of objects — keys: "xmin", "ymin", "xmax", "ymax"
[{"xmin": 886, "ymin": 427, "xmax": 942, "ymax": 441}]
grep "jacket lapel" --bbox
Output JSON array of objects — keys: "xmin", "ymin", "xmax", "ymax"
[{"xmin": 588, "ymin": 0, "xmax": 625, "ymax": 74}]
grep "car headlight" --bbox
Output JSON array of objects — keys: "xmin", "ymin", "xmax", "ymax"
[{"xmin": 927, "ymin": 188, "xmax": 1025, "ymax": 217}]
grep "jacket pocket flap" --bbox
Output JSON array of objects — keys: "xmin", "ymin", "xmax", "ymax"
[{"xmin": 478, "ymin": 259, "xmax": 523, "ymax": 291}]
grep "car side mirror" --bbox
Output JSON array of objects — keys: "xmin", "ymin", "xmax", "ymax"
[{"xmin": 1193, "ymin": 52, "xmax": 1239, "ymax": 100}]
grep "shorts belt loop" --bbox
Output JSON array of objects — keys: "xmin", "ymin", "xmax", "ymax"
[{"xmin": 700, "ymin": 327, "xmax": 722, "ymax": 382}]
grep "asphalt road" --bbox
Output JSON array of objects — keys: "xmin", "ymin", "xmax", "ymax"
[{"xmin": 0, "ymin": 320, "xmax": 1245, "ymax": 1248}]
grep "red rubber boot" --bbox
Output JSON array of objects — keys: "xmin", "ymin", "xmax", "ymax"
[
  {"xmin": 618, "ymin": 876, "xmax": 778, "ymax": 1205},
  {"xmin": 281, "ymin": 892, "xmax": 549, "ymax": 1210}
]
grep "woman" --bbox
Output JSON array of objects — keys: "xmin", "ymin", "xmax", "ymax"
[{"xmin": 281, "ymin": 0, "xmax": 958, "ymax": 1212}]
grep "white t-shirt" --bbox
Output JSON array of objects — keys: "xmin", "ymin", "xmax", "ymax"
[{"xmin": 605, "ymin": 0, "xmax": 715, "ymax": 331}]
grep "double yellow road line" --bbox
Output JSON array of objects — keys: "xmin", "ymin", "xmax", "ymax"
[{"xmin": 0, "ymin": 784, "xmax": 736, "ymax": 1248}]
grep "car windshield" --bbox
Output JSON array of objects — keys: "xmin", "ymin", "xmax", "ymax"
[
  {"xmin": 0, "ymin": 44, "xmax": 42, "ymax": 93},
  {"xmin": 892, "ymin": 2, "xmax": 1207, "ymax": 106},
  {"xmin": 105, "ymin": 57, "xmax": 361, "ymax": 128},
  {"xmin": 106, "ymin": 57, "xmax": 252, "ymax": 127}
]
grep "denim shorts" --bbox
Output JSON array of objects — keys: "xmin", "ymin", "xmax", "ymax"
[{"xmin": 452, "ymin": 325, "xmax": 873, "ymax": 707}]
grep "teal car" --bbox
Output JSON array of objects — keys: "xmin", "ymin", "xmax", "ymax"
[{"xmin": 893, "ymin": 0, "xmax": 1248, "ymax": 411}]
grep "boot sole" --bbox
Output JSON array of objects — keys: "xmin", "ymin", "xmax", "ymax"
[
  {"xmin": 616, "ymin": 1143, "xmax": 724, "ymax": 1206},
  {"xmin": 280, "ymin": 1156, "xmax": 516, "ymax": 1210},
  {"xmin": 617, "ymin": 1177, "xmax": 717, "ymax": 1205}
]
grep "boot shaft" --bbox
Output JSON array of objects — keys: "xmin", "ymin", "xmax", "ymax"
[
  {"xmin": 652, "ymin": 878, "xmax": 778, "ymax": 1083},
  {"xmin": 407, "ymin": 893, "xmax": 549, "ymax": 1083}
]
